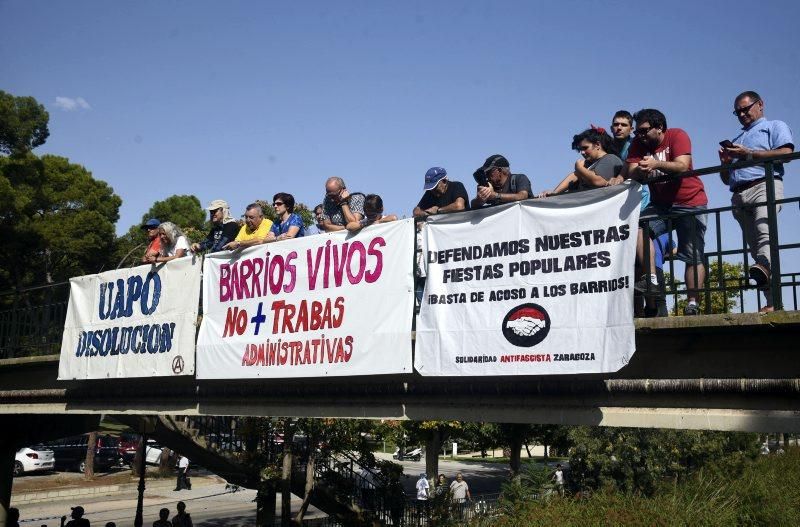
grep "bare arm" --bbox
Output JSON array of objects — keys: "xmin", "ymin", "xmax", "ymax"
[
  {"xmin": 575, "ymin": 160, "xmax": 612, "ymax": 188},
  {"xmin": 539, "ymin": 172, "xmax": 578, "ymax": 197},
  {"xmin": 276, "ymin": 226, "xmax": 300, "ymax": 241}
]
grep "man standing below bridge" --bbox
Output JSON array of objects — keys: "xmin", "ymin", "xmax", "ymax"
[{"xmin": 719, "ymin": 91, "xmax": 794, "ymax": 313}]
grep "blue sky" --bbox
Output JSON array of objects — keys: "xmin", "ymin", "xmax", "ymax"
[{"xmin": 2, "ymin": 0, "xmax": 799, "ymax": 283}]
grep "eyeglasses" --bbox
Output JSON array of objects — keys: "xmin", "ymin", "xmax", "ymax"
[
  {"xmin": 634, "ymin": 126, "xmax": 653, "ymax": 137},
  {"xmin": 273, "ymin": 202, "xmax": 284, "ymax": 207},
  {"xmin": 733, "ymin": 99, "xmax": 760, "ymax": 116}
]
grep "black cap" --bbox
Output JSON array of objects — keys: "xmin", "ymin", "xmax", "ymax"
[{"xmin": 473, "ymin": 154, "xmax": 509, "ymax": 185}]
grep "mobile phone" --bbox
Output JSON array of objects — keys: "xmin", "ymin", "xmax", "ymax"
[{"xmin": 719, "ymin": 140, "xmax": 734, "ymax": 149}]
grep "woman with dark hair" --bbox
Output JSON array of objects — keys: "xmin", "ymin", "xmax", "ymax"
[
  {"xmin": 270, "ymin": 192, "xmax": 305, "ymax": 240},
  {"xmin": 538, "ymin": 126, "xmax": 623, "ymax": 197}
]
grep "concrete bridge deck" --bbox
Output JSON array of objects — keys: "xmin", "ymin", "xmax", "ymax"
[{"xmin": 1, "ymin": 312, "xmax": 799, "ymax": 433}]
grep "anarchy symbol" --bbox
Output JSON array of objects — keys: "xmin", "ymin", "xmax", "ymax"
[{"xmin": 172, "ymin": 355, "xmax": 185, "ymax": 375}]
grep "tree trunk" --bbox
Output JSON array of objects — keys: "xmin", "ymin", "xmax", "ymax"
[
  {"xmin": 256, "ymin": 480, "xmax": 277, "ymax": 527},
  {"xmin": 293, "ymin": 448, "xmax": 316, "ymax": 524},
  {"xmin": 543, "ymin": 444, "xmax": 549, "ymax": 460},
  {"xmin": 524, "ymin": 442, "xmax": 532, "ymax": 458},
  {"xmin": 425, "ymin": 429, "xmax": 441, "ymax": 485},
  {"xmin": 84, "ymin": 431, "xmax": 97, "ymax": 479},
  {"xmin": 281, "ymin": 420, "xmax": 295, "ymax": 526},
  {"xmin": 508, "ymin": 427, "xmax": 524, "ymax": 480},
  {"xmin": 132, "ymin": 436, "xmax": 144, "ymax": 477},
  {"xmin": 159, "ymin": 447, "xmax": 172, "ymax": 472}
]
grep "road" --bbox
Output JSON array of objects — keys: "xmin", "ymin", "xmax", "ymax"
[
  {"xmin": 16, "ymin": 482, "xmax": 316, "ymax": 527},
  {"xmin": 15, "ymin": 457, "xmax": 528, "ymax": 525}
]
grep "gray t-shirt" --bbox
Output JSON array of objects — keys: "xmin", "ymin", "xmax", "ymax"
[{"xmin": 577, "ymin": 154, "xmax": 623, "ymax": 190}]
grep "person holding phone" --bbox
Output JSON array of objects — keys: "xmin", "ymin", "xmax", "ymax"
[
  {"xmin": 719, "ymin": 91, "xmax": 794, "ymax": 312},
  {"xmin": 470, "ymin": 154, "xmax": 532, "ymax": 208}
]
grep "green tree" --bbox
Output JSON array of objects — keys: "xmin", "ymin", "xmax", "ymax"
[
  {"xmin": 667, "ymin": 261, "xmax": 744, "ymax": 315},
  {"xmin": 567, "ymin": 427, "xmax": 760, "ymax": 496},
  {"xmin": 0, "ymin": 153, "xmax": 121, "ymax": 290},
  {"xmin": 0, "ymin": 90, "xmax": 49, "ymax": 155},
  {"xmin": 114, "ymin": 194, "xmax": 206, "ymax": 268}
]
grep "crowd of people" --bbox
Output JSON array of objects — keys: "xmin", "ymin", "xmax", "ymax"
[{"xmin": 139, "ymin": 91, "xmax": 793, "ymax": 316}]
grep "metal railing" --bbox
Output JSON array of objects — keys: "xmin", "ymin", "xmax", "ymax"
[
  {"xmin": 0, "ymin": 153, "xmax": 797, "ymax": 360},
  {"xmin": 0, "ymin": 281, "xmax": 69, "ymax": 359},
  {"xmin": 635, "ymin": 152, "xmax": 799, "ymax": 314}
]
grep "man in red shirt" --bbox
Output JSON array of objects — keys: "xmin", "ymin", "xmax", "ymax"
[
  {"xmin": 622, "ymin": 109, "xmax": 707, "ymax": 316},
  {"xmin": 140, "ymin": 218, "xmax": 161, "ymax": 264}
]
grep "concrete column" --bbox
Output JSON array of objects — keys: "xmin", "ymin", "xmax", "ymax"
[{"xmin": 0, "ymin": 434, "xmax": 16, "ymax": 527}]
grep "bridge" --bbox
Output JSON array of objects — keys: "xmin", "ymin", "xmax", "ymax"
[{"xmin": 1, "ymin": 155, "xmax": 799, "ymax": 525}]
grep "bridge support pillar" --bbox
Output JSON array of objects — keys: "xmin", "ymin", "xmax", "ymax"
[{"xmin": 256, "ymin": 481, "xmax": 277, "ymax": 526}]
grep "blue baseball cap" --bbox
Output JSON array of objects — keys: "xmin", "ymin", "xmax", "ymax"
[
  {"xmin": 140, "ymin": 218, "xmax": 161, "ymax": 230},
  {"xmin": 423, "ymin": 167, "xmax": 447, "ymax": 191}
]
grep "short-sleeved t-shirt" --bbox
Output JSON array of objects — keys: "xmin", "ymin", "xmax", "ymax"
[
  {"xmin": 161, "ymin": 235, "xmax": 190, "ymax": 257},
  {"xmin": 627, "ymin": 128, "xmax": 707, "ymax": 207},
  {"xmin": 417, "ymin": 180, "xmax": 470, "ymax": 212},
  {"xmin": 146, "ymin": 237, "xmax": 161, "ymax": 256},
  {"xmin": 729, "ymin": 117, "xmax": 794, "ymax": 189},
  {"xmin": 577, "ymin": 154, "xmax": 623, "ymax": 190},
  {"xmin": 271, "ymin": 213, "xmax": 305, "ymax": 238},
  {"xmin": 480, "ymin": 173, "xmax": 533, "ymax": 207},
  {"xmin": 416, "ymin": 478, "xmax": 430, "ymax": 500},
  {"xmin": 322, "ymin": 193, "xmax": 366, "ymax": 226},
  {"xmin": 450, "ymin": 480, "xmax": 469, "ymax": 501},
  {"xmin": 235, "ymin": 219, "xmax": 274, "ymax": 242}
]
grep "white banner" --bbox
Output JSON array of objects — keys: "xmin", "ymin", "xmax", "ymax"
[
  {"xmin": 415, "ymin": 183, "xmax": 642, "ymax": 376},
  {"xmin": 196, "ymin": 219, "xmax": 415, "ymax": 379},
  {"xmin": 58, "ymin": 257, "xmax": 201, "ymax": 380}
]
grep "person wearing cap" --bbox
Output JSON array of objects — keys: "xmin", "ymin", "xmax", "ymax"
[
  {"xmin": 191, "ymin": 199, "xmax": 240, "ymax": 254},
  {"xmin": 270, "ymin": 192, "xmax": 306, "ymax": 240},
  {"xmin": 140, "ymin": 218, "xmax": 162, "ymax": 264},
  {"xmin": 63, "ymin": 505, "xmax": 90, "ymax": 526},
  {"xmin": 413, "ymin": 167, "xmax": 470, "ymax": 218},
  {"xmin": 471, "ymin": 154, "xmax": 532, "ymax": 208},
  {"xmin": 224, "ymin": 203, "xmax": 275, "ymax": 250},
  {"xmin": 320, "ymin": 177, "xmax": 365, "ymax": 232}
]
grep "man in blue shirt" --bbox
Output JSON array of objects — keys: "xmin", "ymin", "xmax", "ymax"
[{"xmin": 719, "ymin": 91, "xmax": 794, "ymax": 312}]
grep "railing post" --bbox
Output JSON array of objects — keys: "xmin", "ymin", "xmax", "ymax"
[{"xmin": 764, "ymin": 161, "xmax": 783, "ymax": 310}]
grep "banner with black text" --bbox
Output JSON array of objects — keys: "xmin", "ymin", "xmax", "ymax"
[
  {"xmin": 196, "ymin": 219, "xmax": 415, "ymax": 379},
  {"xmin": 415, "ymin": 183, "xmax": 641, "ymax": 376}
]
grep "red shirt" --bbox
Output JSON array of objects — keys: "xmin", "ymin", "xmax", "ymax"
[
  {"xmin": 146, "ymin": 237, "xmax": 161, "ymax": 255},
  {"xmin": 627, "ymin": 128, "xmax": 707, "ymax": 207}
]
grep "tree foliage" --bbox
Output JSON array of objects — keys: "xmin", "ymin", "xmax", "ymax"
[
  {"xmin": 0, "ymin": 90, "xmax": 50, "ymax": 155},
  {"xmin": 667, "ymin": 261, "xmax": 744, "ymax": 315},
  {"xmin": 114, "ymin": 194, "xmax": 207, "ymax": 268},
  {"xmin": 567, "ymin": 427, "xmax": 760, "ymax": 496},
  {"xmin": 0, "ymin": 153, "xmax": 121, "ymax": 289}
]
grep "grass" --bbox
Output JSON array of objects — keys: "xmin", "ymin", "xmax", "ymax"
[{"xmin": 485, "ymin": 448, "xmax": 800, "ymax": 527}]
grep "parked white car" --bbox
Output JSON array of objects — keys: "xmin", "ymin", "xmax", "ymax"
[{"xmin": 14, "ymin": 446, "xmax": 55, "ymax": 476}]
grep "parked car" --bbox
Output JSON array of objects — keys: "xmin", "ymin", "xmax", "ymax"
[
  {"xmin": 14, "ymin": 446, "xmax": 55, "ymax": 476},
  {"xmin": 119, "ymin": 437, "xmax": 166, "ymax": 467},
  {"xmin": 44, "ymin": 434, "xmax": 122, "ymax": 472}
]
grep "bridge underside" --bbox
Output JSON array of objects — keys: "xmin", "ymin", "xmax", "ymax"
[{"xmin": 1, "ymin": 312, "xmax": 799, "ymax": 432}]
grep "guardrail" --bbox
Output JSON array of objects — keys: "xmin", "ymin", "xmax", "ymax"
[{"xmin": 0, "ymin": 154, "xmax": 797, "ymax": 359}]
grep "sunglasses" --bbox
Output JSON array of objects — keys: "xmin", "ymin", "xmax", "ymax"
[
  {"xmin": 273, "ymin": 201, "xmax": 284, "ymax": 207},
  {"xmin": 733, "ymin": 99, "xmax": 760, "ymax": 116},
  {"xmin": 634, "ymin": 126, "xmax": 653, "ymax": 137}
]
